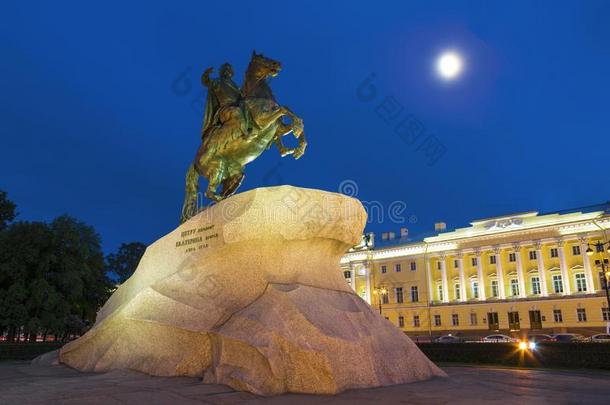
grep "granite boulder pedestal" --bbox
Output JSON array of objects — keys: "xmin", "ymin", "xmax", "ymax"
[{"xmin": 58, "ymin": 186, "xmax": 445, "ymax": 395}]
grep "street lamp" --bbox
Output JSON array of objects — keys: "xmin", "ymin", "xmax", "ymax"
[
  {"xmin": 586, "ymin": 241, "xmax": 610, "ymax": 333},
  {"xmin": 372, "ymin": 286, "xmax": 388, "ymax": 315}
]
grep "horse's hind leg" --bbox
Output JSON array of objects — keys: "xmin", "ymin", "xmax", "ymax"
[
  {"xmin": 220, "ymin": 172, "xmax": 245, "ymax": 199},
  {"xmin": 180, "ymin": 164, "xmax": 200, "ymax": 223},
  {"xmin": 204, "ymin": 160, "xmax": 225, "ymax": 202}
]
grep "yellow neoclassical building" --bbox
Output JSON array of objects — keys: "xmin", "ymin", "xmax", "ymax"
[{"xmin": 341, "ymin": 203, "xmax": 610, "ymax": 338}]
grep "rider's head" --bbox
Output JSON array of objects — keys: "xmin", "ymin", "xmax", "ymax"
[{"xmin": 220, "ymin": 63, "xmax": 233, "ymax": 79}]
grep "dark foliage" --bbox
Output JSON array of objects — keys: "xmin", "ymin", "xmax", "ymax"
[
  {"xmin": 0, "ymin": 190, "xmax": 17, "ymax": 231},
  {"xmin": 105, "ymin": 242, "xmax": 147, "ymax": 283},
  {"xmin": 0, "ymin": 191, "xmax": 113, "ymax": 342}
]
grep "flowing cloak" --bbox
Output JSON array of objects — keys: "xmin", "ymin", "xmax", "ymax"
[
  {"xmin": 200, "ymin": 78, "xmax": 242, "ymax": 141},
  {"xmin": 201, "ymin": 89, "xmax": 219, "ymax": 141}
]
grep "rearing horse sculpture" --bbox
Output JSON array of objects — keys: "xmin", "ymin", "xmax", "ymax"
[{"xmin": 180, "ymin": 51, "xmax": 307, "ymax": 223}]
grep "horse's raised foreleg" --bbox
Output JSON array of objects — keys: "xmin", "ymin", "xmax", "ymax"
[
  {"xmin": 273, "ymin": 122, "xmax": 296, "ymax": 157},
  {"xmin": 272, "ymin": 110, "xmax": 307, "ymax": 159},
  {"xmin": 180, "ymin": 164, "xmax": 200, "ymax": 223}
]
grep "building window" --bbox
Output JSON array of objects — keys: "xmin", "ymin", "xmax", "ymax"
[
  {"xmin": 470, "ymin": 312, "xmax": 477, "ymax": 325},
  {"xmin": 603, "ymin": 308, "xmax": 610, "ymax": 322},
  {"xmin": 509, "ymin": 253, "xmax": 516, "ymax": 262},
  {"xmin": 398, "ymin": 316, "xmax": 405, "ymax": 328},
  {"xmin": 452, "ymin": 314, "xmax": 459, "ymax": 326},
  {"xmin": 550, "ymin": 248, "xmax": 558, "ymax": 258},
  {"xmin": 455, "ymin": 284, "xmax": 461, "ymax": 301},
  {"xmin": 490, "ymin": 255, "xmax": 497, "ymax": 265},
  {"xmin": 381, "ymin": 265, "xmax": 387, "ymax": 274},
  {"xmin": 410, "ymin": 262, "xmax": 417, "ymax": 271},
  {"xmin": 472, "ymin": 281, "xmax": 479, "ymax": 299},
  {"xmin": 437, "ymin": 261, "xmax": 442, "ymax": 270},
  {"xmin": 410, "ymin": 286, "xmax": 419, "ymax": 302},
  {"xmin": 597, "ymin": 243, "xmax": 605, "ymax": 253},
  {"xmin": 510, "ymin": 279, "xmax": 519, "ymax": 297},
  {"xmin": 382, "ymin": 294, "xmax": 389, "ymax": 304},
  {"xmin": 454, "ymin": 259, "xmax": 459, "ymax": 268},
  {"xmin": 491, "ymin": 280, "xmax": 499, "ymax": 297},
  {"xmin": 553, "ymin": 309, "xmax": 563, "ymax": 322},
  {"xmin": 396, "ymin": 287, "xmax": 404, "ymax": 303},
  {"xmin": 343, "ymin": 271, "xmax": 351, "ymax": 279},
  {"xmin": 575, "ymin": 273, "xmax": 587, "ymax": 293},
  {"xmin": 529, "ymin": 251, "xmax": 537, "ymax": 260},
  {"xmin": 572, "ymin": 245, "xmax": 581, "ymax": 256},
  {"xmin": 434, "ymin": 314, "xmax": 441, "ymax": 326},
  {"xmin": 531, "ymin": 277, "xmax": 541, "ymax": 295},
  {"xmin": 472, "ymin": 257, "xmax": 478, "ymax": 266},
  {"xmin": 552, "ymin": 274, "xmax": 563, "ymax": 294},
  {"xmin": 577, "ymin": 308, "xmax": 587, "ymax": 322},
  {"xmin": 413, "ymin": 315, "xmax": 420, "ymax": 327},
  {"xmin": 488, "ymin": 312, "xmax": 499, "ymax": 330},
  {"xmin": 508, "ymin": 311, "xmax": 520, "ymax": 330},
  {"xmin": 395, "ymin": 263, "xmax": 401, "ymax": 272},
  {"xmin": 437, "ymin": 285, "xmax": 444, "ymax": 301}
]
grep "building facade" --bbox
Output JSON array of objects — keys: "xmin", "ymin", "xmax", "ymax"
[{"xmin": 341, "ymin": 204, "xmax": 610, "ymax": 338}]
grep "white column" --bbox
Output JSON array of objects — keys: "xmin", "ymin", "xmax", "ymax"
[
  {"xmin": 457, "ymin": 253, "xmax": 467, "ymax": 302},
  {"xmin": 476, "ymin": 250, "xmax": 486, "ymax": 301},
  {"xmin": 439, "ymin": 255, "xmax": 449, "ymax": 303},
  {"xmin": 557, "ymin": 239, "xmax": 571, "ymax": 295},
  {"xmin": 580, "ymin": 237, "xmax": 596, "ymax": 293},
  {"xmin": 494, "ymin": 248, "xmax": 506, "ymax": 299},
  {"xmin": 364, "ymin": 266, "xmax": 372, "ymax": 304},
  {"xmin": 426, "ymin": 258, "xmax": 434, "ymax": 303},
  {"xmin": 535, "ymin": 241, "xmax": 548, "ymax": 296},
  {"xmin": 514, "ymin": 244, "xmax": 527, "ymax": 298}
]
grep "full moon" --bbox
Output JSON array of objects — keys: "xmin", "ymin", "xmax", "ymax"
[{"xmin": 437, "ymin": 51, "xmax": 463, "ymax": 80}]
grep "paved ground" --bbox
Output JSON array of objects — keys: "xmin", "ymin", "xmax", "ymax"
[{"xmin": 1, "ymin": 361, "xmax": 610, "ymax": 404}]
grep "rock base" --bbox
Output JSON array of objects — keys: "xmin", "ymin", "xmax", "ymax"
[{"xmin": 59, "ymin": 186, "xmax": 445, "ymax": 395}]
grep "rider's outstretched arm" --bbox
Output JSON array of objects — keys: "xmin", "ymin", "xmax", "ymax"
[{"xmin": 201, "ymin": 67, "xmax": 214, "ymax": 88}]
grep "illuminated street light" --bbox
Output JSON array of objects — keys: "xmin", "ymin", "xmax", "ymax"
[
  {"xmin": 373, "ymin": 286, "xmax": 388, "ymax": 315},
  {"xmin": 585, "ymin": 240, "xmax": 610, "ymax": 333}
]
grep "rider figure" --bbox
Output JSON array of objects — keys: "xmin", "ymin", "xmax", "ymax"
[{"xmin": 201, "ymin": 63, "xmax": 241, "ymax": 140}]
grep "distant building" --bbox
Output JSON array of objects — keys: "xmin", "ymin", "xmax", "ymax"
[{"xmin": 341, "ymin": 202, "xmax": 610, "ymax": 337}]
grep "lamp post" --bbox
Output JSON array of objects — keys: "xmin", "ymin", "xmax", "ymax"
[
  {"xmin": 372, "ymin": 286, "xmax": 388, "ymax": 315},
  {"xmin": 586, "ymin": 241, "xmax": 610, "ymax": 333}
]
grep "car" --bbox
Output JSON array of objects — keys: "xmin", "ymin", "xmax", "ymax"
[
  {"xmin": 435, "ymin": 335, "xmax": 464, "ymax": 343},
  {"xmin": 526, "ymin": 334, "xmax": 555, "ymax": 343},
  {"xmin": 551, "ymin": 333, "xmax": 587, "ymax": 343},
  {"xmin": 589, "ymin": 334, "xmax": 610, "ymax": 343},
  {"xmin": 482, "ymin": 334, "xmax": 518, "ymax": 343}
]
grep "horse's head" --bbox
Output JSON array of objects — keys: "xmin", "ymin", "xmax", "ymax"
[{"xmin": 249, "ymin": 50, "xmax": 282, "ymax": 79}]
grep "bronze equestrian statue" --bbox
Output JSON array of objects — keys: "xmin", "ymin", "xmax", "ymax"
[{"xmin": 181, "ymin": 51, "xmax": 307, "ymax": 223}]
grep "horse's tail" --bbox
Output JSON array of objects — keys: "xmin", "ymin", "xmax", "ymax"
[{"xmin": 180, "ymin": 164, "xmax": 200, "ymax": 223}]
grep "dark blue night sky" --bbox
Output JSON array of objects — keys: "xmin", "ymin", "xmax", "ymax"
[{"xmin": 2, "ymin": 0, "xmax": 609, "ymax": 252}]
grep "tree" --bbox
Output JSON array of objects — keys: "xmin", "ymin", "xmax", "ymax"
[
  {"xmin": 50, "ymin": 215, "xmax": 112, "ymax": 330},
  {"xmin": 0, "ymin": 215, "xmax": 113, "ymax": 341},
  {"xmin": 106, "ymin": 242, "xmax": 147, "ymax": 284},
  {"xmin": 0, "ymin": 221, "xmax": 57, "ymax": 341},
  {"xmin": 0, "ymin": 190, "xmax": 17, "ymax": 231}
]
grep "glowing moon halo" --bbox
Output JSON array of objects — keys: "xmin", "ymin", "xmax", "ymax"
[{"xmin": 437, "ymin": 51, "xmax": 463, "ymax": 80}]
